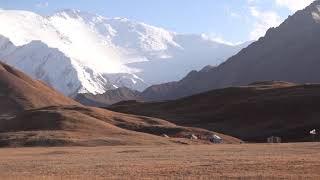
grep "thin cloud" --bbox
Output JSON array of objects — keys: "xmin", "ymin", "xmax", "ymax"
[
  {"xmin": 201, "ymin": 34, "xmax": 244, "ymax": 46},
  {"xmin": 275, "ymin": 0, "xmax": 314, "ymax": 12},
  {"xmin": 247, "ymin": 0, "xmax": 314, "ymax": 40},
  {"xmin": 36, "ymin": 1, "xmax": 49, "ymax": 8},
  {"xmin": 249, "ymin": 6, "xmax": 282, "ymax": 40}
]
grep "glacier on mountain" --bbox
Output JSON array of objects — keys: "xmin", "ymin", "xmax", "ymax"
[{"xmin": 0, "ymin": 9, "xmax": 250, "ymax": 96}]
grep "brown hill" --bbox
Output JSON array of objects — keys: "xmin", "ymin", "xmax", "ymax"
[
  {"xmin": 140, "ymin": 0, "xmax": 320, "ymax": 101},
  {"xmin": 109, "ymin": 81, "xmax": 320, "ymax": 142},
  {"xmin": 0, "ymin": 105, "xmax": 240, "ymax": 147},
  {"xmin": 0, "ymin": 62, "xmax": 79, "ymax": 115},
  {"xmin": 0, "ymin": 62, "xmax": 240, "ymax": 146}
]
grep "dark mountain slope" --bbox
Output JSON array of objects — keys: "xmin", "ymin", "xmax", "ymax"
[
  {"xmin": 141, "ymin": 0, "xmax": 320, "ymax": 101},
  {"xmin": 76, "ymin": 87, "xmax": 142, "ymax": 107},
  {"xmin": 110, "ymin": 81, "xmax": 320, "ymax": 142}
]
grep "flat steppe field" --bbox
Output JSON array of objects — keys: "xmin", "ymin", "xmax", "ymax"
[{"xmin": 0, "ymin": 143, "xmax": 319, "ymax": 180}]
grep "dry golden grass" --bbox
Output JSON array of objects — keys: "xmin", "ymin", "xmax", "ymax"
[{"xmin": 0, "ymin": 143, "xmax": 319, "ymax": 179}]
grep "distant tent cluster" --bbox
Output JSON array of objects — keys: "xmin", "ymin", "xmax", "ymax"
[
  {"xmin": 163, "ymin": 129, "xmax": 318, "ymax": 144},
  {"xmin": 267, "ymin": 129, "xmax": 318, "ymax": 143},
  {"xmin": 162, "ymin": 133, "xmax": 224, "ymax": 144}
]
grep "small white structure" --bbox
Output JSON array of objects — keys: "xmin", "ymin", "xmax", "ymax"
[
  {"xmin": 188, "ymin": 134, "xmax": 198, "ymax": 140},
  {"xmin": 310, "ymin": 129, "xmax": 317, "ymax": 142},
  {"xmin": 310, "ymin": 129, "xmax": 317, "ymax": 135},
  {"xmin": 210, "ymin": 134, "xmax": 223, "ymax": 144},
  {"xmin": 267, "ymin": 136, "xmax": 282, "ymax": 143},
  {"xmin": 161, "ymin": 134, "xmax": 170, "ymax": 138}
]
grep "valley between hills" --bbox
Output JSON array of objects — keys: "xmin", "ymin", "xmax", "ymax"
[{"xmin": 1, "ymin": 1, "xmax": 320, "ymax": 179}]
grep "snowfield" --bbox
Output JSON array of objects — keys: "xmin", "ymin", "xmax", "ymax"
[{"xmin": 0, "ymin": 9, "xmax": 250, "ymax": 96}]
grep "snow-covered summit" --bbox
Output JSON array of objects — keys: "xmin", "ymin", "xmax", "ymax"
[{"xmin": 0, "ymin": 9, "xmax": 249, "ymax": 96}]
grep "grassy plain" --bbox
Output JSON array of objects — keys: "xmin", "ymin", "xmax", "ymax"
[{"xmin": 0, "ymin": 143, "xmax": 319, "ymax": 179}]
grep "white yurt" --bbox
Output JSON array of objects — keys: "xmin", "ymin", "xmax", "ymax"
[{"xmin": 210, "ymin": 134, "xmax": 223, "ymax": 144}]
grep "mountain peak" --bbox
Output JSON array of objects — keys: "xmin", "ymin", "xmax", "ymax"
[
  {"xmin": 261, "ymin": 0, "xmax": 320, "ymax": 42},
  {"xmin": 295, "ymin": 0, "xmax": 320, "ymax": 22},
  {"xmin": 138, "ymin": 0, "xmax": 320, "ymax": 101},
  {"xmin": 55, "ymin": 9, "xmax": 85, "ymax": 16},
  {"xmin": 54, "ymin": 9, "xmax": 105, "ymax": 21},
  {"xmin": 0, "ymin": 9, "xmax": 249, "ymax": 97},
  {"xmin": 307, "ymin": 0, "xmax": 320, "ymax": 9},
  {"xmin": 113, "ymin": 17, "xmax": 130, "ymax": 22},
  {"xmin": 311, "ymin": 1, "xmax": 320, "ymax": 22}
]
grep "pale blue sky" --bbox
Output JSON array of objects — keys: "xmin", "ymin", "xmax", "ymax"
[{"xmin": 0, "ymin": 0, "xmax": 314, "ymax": 43}]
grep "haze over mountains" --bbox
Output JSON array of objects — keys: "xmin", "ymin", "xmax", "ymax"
[
  {"xmin": 139, "ymin": 0, "xmax": 320, "ymax": 101},
  {"xmin": 76, "ymin": 87, "xmax": 141, "ymax": 107},
  {"xmin": 0, "ymin": 9, "xmax": 249, "ymax": 96}
]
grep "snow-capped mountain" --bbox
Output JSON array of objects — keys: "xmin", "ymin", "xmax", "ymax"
[
  {"xmin": 138, "ymin": 0, "xmax": 320, "ymax": 101},
  {"xmin": 0, "ymin": 9, "xmax": 249, "ymax": 96},
  {"xmin": 0, "ymin": 36, "xmax": 81, "ymax": 96},
  {"xmin": 0, "ymin": 35, "xmax": 147, "ymax": 96}
]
